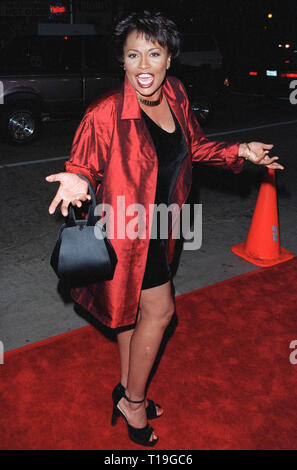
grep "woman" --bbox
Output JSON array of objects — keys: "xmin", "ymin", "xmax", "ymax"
[{"xmin": 46, "ymin": 11, "xmax": 283, "ymax": 446}]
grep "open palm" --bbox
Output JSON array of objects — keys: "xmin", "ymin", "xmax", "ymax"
[
  {"xmin": 247, "ymin": 142, "xmax": 284, "ymax": 170},
  {"xmin": 45, "ymin": 172, "xmax": 91, "ymax": 216}
]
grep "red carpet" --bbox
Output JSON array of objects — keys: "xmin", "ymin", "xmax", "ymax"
[{"xmin": 1, "ymin": 258, "xmax": 297, "ymax": 450}]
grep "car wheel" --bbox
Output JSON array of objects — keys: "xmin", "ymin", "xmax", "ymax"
[
  {"xmin": 191, "ymin": 97, "xmax": 213, "ymax": 124},
  {"xmin": 4, "ymin": 108, "xmax": 41, "ymax": 144}
]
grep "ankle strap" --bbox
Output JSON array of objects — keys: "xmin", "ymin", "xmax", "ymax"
[{"xmin": 124, "ymin": 391, "xmax": 145, "ymax": 404}]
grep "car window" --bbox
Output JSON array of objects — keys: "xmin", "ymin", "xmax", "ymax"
[
  {"xmin": 181, "ymin": 35, "xmax": 217, "ymax": 52},
  {"xmin": 84, "ymin": 35, "xmax": 119, "ymax": 72},
  {"xmin": 0, "ymin": 38, "xmax": 32, "ymax": 73},
  {"xmin": 0, "ymin": 35, "xmax": 81, "ymax": 74},
  {"xmin": 30, "ymin": 36, "xmax": 82, "ymax": 73}
]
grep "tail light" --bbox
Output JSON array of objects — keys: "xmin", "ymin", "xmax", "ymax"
[{"xmin": 281, "ymin": 73, "xmax": 297, "ymax": 78}]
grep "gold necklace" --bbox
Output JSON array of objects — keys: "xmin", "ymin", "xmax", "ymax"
[{"xmin": 137, "ymin": 92, "xmax": 163, "ymax": 107}]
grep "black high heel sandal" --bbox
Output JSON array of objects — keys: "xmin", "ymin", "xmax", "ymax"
[
  {"xmin": 111, "ymin": 384, "xmax": 159, "ymax": 447},
  {"xmin": 115, "ymin": 383, "xmax": 163, "ymax": 420}
]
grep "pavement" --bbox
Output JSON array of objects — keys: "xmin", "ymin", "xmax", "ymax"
[{"xmin": 1, "ymin": 92, "xmax": 296, "ymax": 352}]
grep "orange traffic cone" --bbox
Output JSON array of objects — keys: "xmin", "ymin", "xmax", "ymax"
[{"xmin": 231, "ymin": 168, "xmax": 294, "ymax": 267}]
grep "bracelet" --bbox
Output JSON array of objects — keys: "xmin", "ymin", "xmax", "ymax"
[{"xmin": 243, "ymin": 142, "xmax": 251, "ymax": 160}]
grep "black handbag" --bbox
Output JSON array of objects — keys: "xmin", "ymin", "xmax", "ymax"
[{"xmin": 50, "ymin": 174, "xmax": 117, "ymax": 285}]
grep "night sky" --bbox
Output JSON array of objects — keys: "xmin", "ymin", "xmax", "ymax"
[
  {"xmin": 1, "ymin": 0, "xmax": 297, "ymax": 70},
  {"xmin": 0, "ymin": 0, "xmax": 296, "ymax": 34}
]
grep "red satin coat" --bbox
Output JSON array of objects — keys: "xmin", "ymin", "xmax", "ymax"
[{"xmin": 64, "ymin": 74, "xmax": 244, "ymax": 329}]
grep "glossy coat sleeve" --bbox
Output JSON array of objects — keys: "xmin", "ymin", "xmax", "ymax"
[
  {"xmin": 180, "ymin": 83, "xmax": 245, "ymax": 174},
  {"xmin": 64, "ymin": 105, "xmax": 111, "ymax": 190}
]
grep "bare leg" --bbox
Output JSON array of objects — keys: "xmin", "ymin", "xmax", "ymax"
[
  {"xmin": 117, "ymin": 310, "xmax": 163, "ymax": 415},
  {"xmin": 117, "ymin": 281, "xmax": 174, "ymax": 440},
  {"xmin": 117, "ymin": 326, "xmax": 134, "ymax": 389}
]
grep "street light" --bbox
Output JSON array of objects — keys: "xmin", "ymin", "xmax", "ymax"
[{"xmin": 267, "ymin": 13, "xmax": 273, "ymax": 19}]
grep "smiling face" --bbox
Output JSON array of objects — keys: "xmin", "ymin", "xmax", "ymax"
[{"xmin": 123, "ymin": 29, "xmax": 171, "ymax": 100}]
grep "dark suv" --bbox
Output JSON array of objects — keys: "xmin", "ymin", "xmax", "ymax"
[
  {"xmin": 0, "ymin": 31, "xmax": 230, "ymax": 144},
  {"xmin": 0, "ymin": 33, "xmax": 122, "ymax": 144}
]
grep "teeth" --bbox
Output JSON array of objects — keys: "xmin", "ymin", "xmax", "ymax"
[
  {"xmin": 137, "ymin": 74, "xmax": 153, "ymax": 80},
  {"xmin": 137, "ymin": 74, "xmax": 154, "ymax": 85}
]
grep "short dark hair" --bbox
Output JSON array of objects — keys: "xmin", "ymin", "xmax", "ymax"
[{"xmin": 113, "ymin": 10, "xmax": 181, "ymax": 64}]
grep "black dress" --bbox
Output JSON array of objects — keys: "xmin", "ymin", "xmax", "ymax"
[{"xmin": 141, "ymin": 106, "xmax": 188, "ymax": 290}]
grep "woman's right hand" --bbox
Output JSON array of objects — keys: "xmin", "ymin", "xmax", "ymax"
[{"xmin": 45, "ymin": 172, "xmax": 91, "ymax": 216}]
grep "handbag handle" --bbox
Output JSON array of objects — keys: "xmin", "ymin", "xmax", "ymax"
[{"xmin": 67, "ymin": 173, "xmax": 98, "ymax": 227}]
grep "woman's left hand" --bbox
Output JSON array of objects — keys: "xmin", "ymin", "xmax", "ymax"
[{"xmin": 239, "ymin": 142, "xmax": 284, "ymax": 170}]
